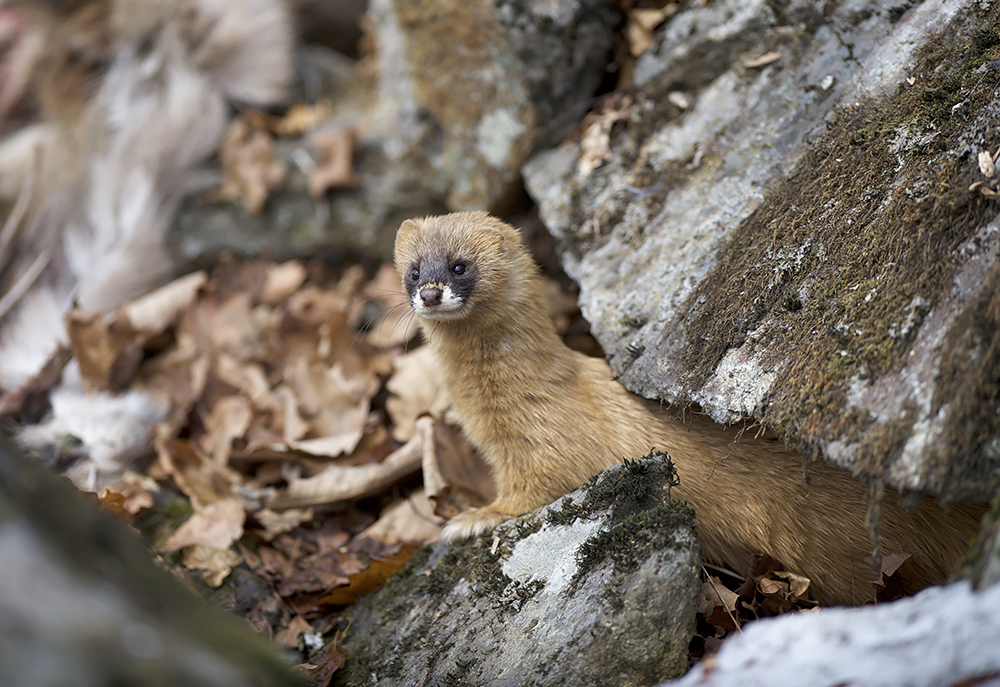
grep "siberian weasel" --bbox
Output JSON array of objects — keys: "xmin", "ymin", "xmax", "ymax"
[{"xmin": 394, "ymin": 211, "xmax": 983, "ymax": 606}]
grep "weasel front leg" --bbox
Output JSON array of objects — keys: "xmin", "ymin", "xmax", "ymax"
[{"xmin": 440, "ymin": 502, "xmax": 518, "ymax": 542}]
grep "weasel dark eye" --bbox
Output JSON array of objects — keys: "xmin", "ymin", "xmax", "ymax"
[
  {"xmin": 409, "ymin": 267, "xmax": 419, "ymax": 282},
  {"xmin": 452, "ymin": 263, "xmax": 466, "ymax": 276}
]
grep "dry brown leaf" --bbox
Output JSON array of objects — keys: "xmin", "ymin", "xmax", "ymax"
[
  {"xmin": 420, "ymin": 417, "xmax": 495, "ymax": 518},
  {"xmin": 274, "ymin": 615, "xmax": 314, "ymax": 649},
  {"xmin": 357, "ymin": 488, "xmax": 442, "ymax": 546},
  {"xmin": 303, "ymin": 634, "xmax": 346, "ymax": 685},
  {"xmin": 66, "ymin": 308, "xmax": 143, "ymax": 392},
  {"xmin": 283, "ymin": 358, "xmax": 379, "ymax": 457},
  {"xmin": 743, "ymin": 51, "xmax": 782, "ymax": 68},
  {"xmin": 260, "ymin": 260, "xmax": 308, "ymax": 304},
  {"xmin": 577, "ymin": 97, "xmax": 632, "ymax": 177},
  {"xmin": 198, "ymin": 395, "xmax": 253, "ymax": 465},
  {"xmin": 771, "ymin": 570, "xmax": 811, "ymax": 598},
  {"xmin": 385, "ymin": 346, "xmax": 451, "ymax": 442},
  {"xmin": 269, "ymin": 427, "xmax": 425, "ymax": 508},
  {"xmin": 138, "ymin": 348, "xmax": 209, "ymax": 436},
  {"xmin": 309, "ymin": 128, "xmax": 362, "ymax": 197},
  {"xmin": 979, "ymin": 149, "xmax": 996, "ymax": 178},
  {"xmin": 181, "ymin": 544, "xmax": 242, "ymax": 587},
  {"xmin": 99, "ymin": 470, "xmax": 159, "ymax": 515},
  {"xmin": 187, "ymin": 292, "xmax": 264, "ymax": 360},
  {"xmin": 626, "ymin": 6, "xmax": 678, "ymax": 57},
  {"xmin": 321, "ymin": 544, "xmax": 421, "ymax": 606},
  {"xmin": 122, "ymin": 271, "xmax": 207, "ymax": 334},
  {"xmin": 698, "ymin": 576, "xmax": 740, "ymax": 616},
  {"xmin": 273, "ymin": 102, "xmax": 331, "ymax": 136},
  {"xmin": 213, "ymin": 355, "xmax": 272, "ymax": 406},
  {"xmin": 215, "ymin": 118, "xmax": 287, "ymax": 214},
  {"xmin": 162, "ymin": 496, "xmax": 246, "ymax": 552},
  {"xmin": 758, "ymin": 577, "xmax": 785, "ymax": 595},
  {"xmin": 156, "ymin": 436, "xmax": 240, "ymax": 508},
  {"xmin": 256, "ymin": 507, "xmax": 315, "ymax": 541}
]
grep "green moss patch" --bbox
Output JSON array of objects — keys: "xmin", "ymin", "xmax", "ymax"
[{"xmin": 675, "ymin": 4, "xmax": 1000, "ymax": 496}]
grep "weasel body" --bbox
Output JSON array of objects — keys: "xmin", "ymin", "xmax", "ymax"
[{"xmin": 394, "ymin": 211, "xmax": 983, "ymax": 606}]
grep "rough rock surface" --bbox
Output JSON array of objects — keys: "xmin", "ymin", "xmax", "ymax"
[
  {"xmin": 369, "ymin": 0, "xmax": 620, "ymax": 210},
  {"xmin": 523, "ymin": 0, "xmax": 1000, "ymax": 500},
  {"xmin": 665, "ymin": 580, "xmax": 1000, "ymax": 687},
  {"xmin": 0, "ymin": 440, "xmax": 300, "ymax": 687},
  {"xmin": 335, "ymin": 455, "xmax": 700, "ymax": 687}
]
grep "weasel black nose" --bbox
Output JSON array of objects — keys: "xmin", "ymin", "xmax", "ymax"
[{"xmin": 420, "ymin": 286, "xmax": 443, "ymax": 306}]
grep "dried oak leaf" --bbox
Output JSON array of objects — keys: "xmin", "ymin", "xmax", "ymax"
[
  {"xmin": 626, "ymin": 5, "xmax": 679, "ymax": 57},
  {"xmin": 420, "ymin": 417, "xmax": 495, "ymax": 518},
  {"xmin": 357, "ymin": 487, "xmax": 442, "ymax": 546},
  {"xmin": 302, "ymin": 635, "xmax": 346, "ymax": 687},
  {"xmin": 309, "ymin": 128, "xmax": 361, "ymax": 196},
  {"xmin": 181, "ymin": 544, "xmax": 242, "ymax": 588},
  {"xmin": 577, "ymin": 95, "xmax": 632, "ymax": 177},
  {"xmin": 215, "ymin": 118, "xmax": 287, "ymax": 214},
  {"xmin": 274, "ymin": 615, "xmax": 314, "ymax": 650},
  {"xmin": 268, "ymin": 427, "xmax": 424, "ymax": 508},
  {"xmin": 161, "ymin": 496, "xmax": 246, "ymax": 552},
  {"xmin": 260, "ymin": 260, "xmax": 308, "ymax": 304},
  {"xmin": 385, "ymin": 346, "xmax": 451, "ymax": 442},
  {"xmin": 256, "ymin": 507, "xmax": 315, "ymax": 541},
  {"xmin": 320, "ymin": 543, "xmax": 421, "ymax": 606},
  {"xmin": 197, "ymin": 394, "xmax": 253, "ymax": 465}
]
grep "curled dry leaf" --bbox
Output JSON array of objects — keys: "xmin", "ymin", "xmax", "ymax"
[
  {"xmin": 385, "ymin": 346, "xmax": 451, "ymax": 441},
  {"xmin": 268, "ymin": 424, "xmax": 425, "ymax": 508},
  {"xmin": 274, "ymin": 615, "xmax": 314, "ymax": 650},
  {"xmin": 65, "ymin": 308, "xmax": 142, "ymax": 392},
  {"xmin": 309, "ymin": 128, "xmax": 362, "ymax": 197},
  {"xmin": 181, "ymin": 544, "xmax": 243, "ymax": 588},
  {"xmin": 979, "ymin": 149, "xmax": 996, "ymax": 178},
  {"xmin": 215, "ymin": 118, "xmax": 287, "ymax": 214},
  {"xmin": 743, "ymin": 51, "xmax": 782, "ymax": 68},
  {"xmin": 419, "ymin": 417, "xmax": 495, "ymax": 518},
  {"xmin": 156, "ymin": 435, "xmax": 241, "ymax": 508},
  {"xmin": 100, "ymin": 470, "xmax": 159, "ymax": 515},
  {"xmin": 256, "ymin": 507, "xmax": 315, "ymax": 541},
  {"xmin": 699, "ymin": 576, "xmax": 740, "ymax": 616},
  {"xmin": 577, "ymin": 95, "xmax": 632, "ymax": 177},
  {"xmin": 357, "ymin": 487, "xmax": 442, "ymax": 546},
  {"xmin": 122, "ymin": 270, "xmax": 207, "ymax": 334},
  {"xmin": 161, "ymin": 496, "xmax": 246, "ymax": 552},
  {"xmin": 198, "ymin": 394, "xmax": 254, "ymax": 465},
  {"xmin": 626, "ymin": 5, "xmax": 678, "ymax": 57},
  {"xmin": 260, "ymin": 260, "xmax": 308, "ymax": 304}
]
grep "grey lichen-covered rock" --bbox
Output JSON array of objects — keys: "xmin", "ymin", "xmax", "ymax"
[
  {"xmin": 524, "ymin": 0, "xmax": 1000, "ymax": 500},
  {"xmin": 335, "ymin": 455, "xmax": 700, "ymax": 687},
  {"xmin": 368, "ymin": 0, "xmax": 619, "ymax": 211},
  {"xmin": 665, "ymin": 580, "xmax": 1000, "ymax": 687},
  {"xmin": 0, "ymin": 440, "xmax": 302, "ymax": 687}
]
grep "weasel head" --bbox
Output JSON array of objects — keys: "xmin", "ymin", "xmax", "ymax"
[{"xmin": 393, "ymin": 211, "xmax": 520, "ymax": 323}]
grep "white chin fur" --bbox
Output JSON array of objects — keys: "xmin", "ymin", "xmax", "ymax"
[{"xmin": 411, "ymin": 285, "xmax": 467, "ymax": 321}]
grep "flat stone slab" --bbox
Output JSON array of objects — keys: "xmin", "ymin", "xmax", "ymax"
[{"xmin": 335, "ymin": 455, "xmax": 701, "ymax": 687}]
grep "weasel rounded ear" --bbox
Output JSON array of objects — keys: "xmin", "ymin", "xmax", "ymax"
[{"xmin": 397, "ymin": 219, "xmax": 419, "ymax": 238}]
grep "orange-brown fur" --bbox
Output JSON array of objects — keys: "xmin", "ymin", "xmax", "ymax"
[{"xmin": 394, "ymin": 211, "xmax": 984, "ymax": 606}]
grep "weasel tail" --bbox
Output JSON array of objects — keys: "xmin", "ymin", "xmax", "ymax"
[{"xmin": 394, "ymin": 211, "xmax": 984, "ymax": 606}]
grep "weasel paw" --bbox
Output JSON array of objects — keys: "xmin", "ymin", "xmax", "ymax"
[{"xmin": 440, "ymin": 508, "xmax": 511, "ymax": 543}]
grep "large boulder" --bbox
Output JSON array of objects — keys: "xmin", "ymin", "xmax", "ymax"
[
  {"xmin": 335, "ymin": 455, "xmax": 701, "ymax": 687},
  {"xmin": 524, "ymin": 0, "xmax": 1000, "ymax": 500}
]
